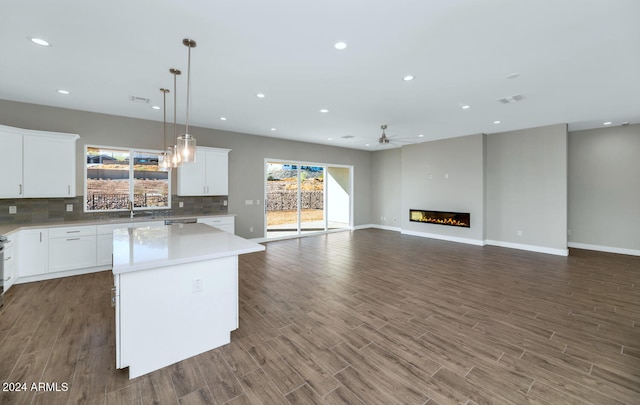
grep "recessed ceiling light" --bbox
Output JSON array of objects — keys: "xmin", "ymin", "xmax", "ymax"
[
  {"xmin": 151, "ymin": 105, "xmax": 160, "ymax": 110},
  {"xmin": 461, "ymin": 105, "xmax": 471, "ymax": 110},
  {"xmin": 270, "ymin": 128, "xmax": 276, "ymax": 131},
  {"xmin": 29, "ymin": 37, "xmax": 50, "ymax": 47},
  {"xmin": 603, "ymin": 121, "xmax": 612, "ymax": 125},
  {"xmin": 334, "ymin": 41, "xmax": 348, "ymax": 50},
  {"xmin": 365, "ymin": 143, "xmax": 370, "ymax": 147},
  {"xmin": 418, "ymin": 134, "xmax": 424, "ymax": 138},
  {"xmin": 57, "ymin": 89, "xmax": 70, "ymax": 95},
  {"xmin": 493, "ymin": 120, "xmax": 501, "ymax": 124},
  {"xmin": 256, "ymin": 93, "xmax": 265, "ymax": 98},
  {"xmin": 319, "ymin": 109, "xmax": 329, "ymax": 113},
  {"xmin": 328, "ymin": 137, "xmax": 333, "ymax": 141},
  {"xmin": 220, "ymin": 116, "xmax": 227, "ymax": 121},
  {"xmin": 402, "ymin": 75, "xmax": 415, "ymax": 81}
]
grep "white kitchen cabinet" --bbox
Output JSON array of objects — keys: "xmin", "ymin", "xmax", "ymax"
[
  {"xmin": 197, "ymin": 216, "xmax": 235, "ymax": 234},
  {"xmin": 0, "ymin": 129, "xmax": 23, "ymax": 198},
  {"xmin": 18, "ymin": 228, "xmax": 49, "ymax": 277},
  {"xmin": 3, "ymin": 235, "xmax": 17, "ymax": 291},
  {"xmin": 49, "ymin": 226, "xmax": 97, "ymax": 273},
  {"xmin": 0, "ymin": 124, "xmax": 79, "ymax": 199},
  {"xmin": 177, "ymin": 147, "xmax": 230, "ymax": 196}
]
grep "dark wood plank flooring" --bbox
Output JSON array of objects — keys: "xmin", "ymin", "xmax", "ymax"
[{"xmin": 1, "ymin": 228, "xmax": 639, "ymax": 404}]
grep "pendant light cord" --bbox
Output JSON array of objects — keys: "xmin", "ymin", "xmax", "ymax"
[{"xmin": 185, "ymin": 44, "xmax": 191, "ymax": 135}]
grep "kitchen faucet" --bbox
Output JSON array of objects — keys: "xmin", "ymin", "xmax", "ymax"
[{"xmin": 129, "ymin": 201, "xmax": 135, "ymax": 218}]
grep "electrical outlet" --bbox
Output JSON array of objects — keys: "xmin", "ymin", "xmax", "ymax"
[
  {"xmin": 9, "ymin": 206, "xmax": 17, "ymax": 214},
  {"xmin": 517, "ymin": 230, "xmax": 522, "ymax": 236},
  {"xmin": 245, "ymin": 200, "xmax": 254, "ymax": 205},
  {"xmin": 249, "ymin": 226, "xmax": 254, "ymax": 233},
  {"xmin": 256, "ymin": 199, "xmax": 260, "ymax": 205},
  {"xmin": 223, "ymin": 200, "xmax": 228, "ymax": 206},
  {"xmin": 192, "ymin": 278, "xmax": 202, "ymax": 293},
  {"xmin": 179, "ymin": 201, "xmax": 184, "ymax": 208},
  {"xmin": 66, "ymin": 204, "xmax": 73, "ymax": 212}
]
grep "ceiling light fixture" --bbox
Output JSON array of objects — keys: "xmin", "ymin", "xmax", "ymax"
[
  {"xmin": 152, "ymin": 105, "xmax": 160, "ymax": 110},
  {"xmin": 158, "ymin": 88, "xmax": 171, "ymax": 171},
  {"xmin": 177, "ymin": 38, "xmax": 197, "ymax": 164},
  {"xmin": 493, "ymin": 120, "xmax": 501, "ymax": 124},
  {"xmin": 319, "ymin": 109, "xmax": 329, "ymax": 113},
  {"xmin": 169, "ymin": 68, "xmax": 182, "ymax": 168},
  {"xmin": 220, "ymin": 116, "xmax": 227, "ymax": 121},
  {"xmin": 270, "ymin": 128, "xmax": 276, "ymax": 131},
  {"xmin": 403, "ymin": 75, "xmax": 415, "ymax": 81},
  {"xmin": 418, "ymin": 134, "xmax": 424, "ymax": 138},
  {"xmin": 461, "ymin": 105, "xmax": 471, "ymax": 110},
  {"xmin": 57, "ymin": 89, "xmax": 69, "ymax": 95},
  {"xmin": 603, "ymin": 121, "xmax": 612, "ymax": 125},
  {"xmin": 256, "ymin": 93, "xmax": 265, "ymax": 98},
  {"xmin": 378, "ymin": 125, "xmax": 390, "ymax": 144},
  {"xmin": 334, "ymin": 41, "xmax": 348, "ymax": 50},
  {"xmin": 29, "ymin": 37, "xmax": 50, "ymax": 46}
]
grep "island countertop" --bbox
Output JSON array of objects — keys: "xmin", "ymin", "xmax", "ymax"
[{"xmin": 112, "ymin": 223, "xmax": 265, "ymax": 274}]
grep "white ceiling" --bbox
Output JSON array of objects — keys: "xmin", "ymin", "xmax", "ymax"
[{"xmin": 1, "ymin": 0, "xmax": 639, "ymax": 150}]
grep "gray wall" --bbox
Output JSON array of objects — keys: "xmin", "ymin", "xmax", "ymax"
[
  {"xmin": 370, "ymin": 148, "xmax": 402, "ymax": 228},
  {"xmin": 568, "ymin": 124, "xmax": 640, "ymax": 252},
  {"xmin": 0, "ymin": 99, "xmax": 372, "ymax": 238},
  {"xmin": 400, "ymin": 134, "xmax": 486, "ymax": 242},
  {"xmin": 486, "ymin": 124, "xmax": 568, "ymax": 252}
]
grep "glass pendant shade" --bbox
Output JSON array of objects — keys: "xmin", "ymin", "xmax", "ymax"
[
  {"xmin": 171, "ymin": 144, "xmax": 182, "ymax": 168},
  {"xmin": 178, "ymin": 133, "xmax": 196, "ymax": 163}
]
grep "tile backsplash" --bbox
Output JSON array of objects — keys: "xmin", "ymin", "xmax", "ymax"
[{"xmin": 0, "ymin": 195, "xmax": 228, "ymax": 226}]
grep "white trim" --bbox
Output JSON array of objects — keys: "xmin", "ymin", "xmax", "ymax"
[
  {"xmin": 15, "ymin": 265, "xmax": 111, "ymax": 285},
  {"xmin": 403, "ymin": 229, "xmax": 485, "ymax": 246},
  {"xmin": 568, "ymin": 242, "xmax": 640, "ymax": 257},
  {"xmin": 368, "ymin": 224, "xmax": 402, "ymax": 232},
  {"xmin": 486, "ymin": 240, "xmax": 569, "ymax": 256}
]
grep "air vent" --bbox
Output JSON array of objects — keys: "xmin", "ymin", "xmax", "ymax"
[
  {"xmin": 497, "ymin": 94, "xmax": 525, "ymax": 104},
  {"xmin": 130, "ymin": 96, "xmax": 151, "ymax": 103},
  {"xmin": 341, "ymin": 135, "xmax": 355, "ymax": 139}
]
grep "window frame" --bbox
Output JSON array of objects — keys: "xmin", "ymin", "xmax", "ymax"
[{"xmin": 84, "ymin": 144, "xmax": 172, "ymax": 213}]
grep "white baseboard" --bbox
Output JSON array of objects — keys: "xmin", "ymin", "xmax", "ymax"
[
  {"xmin": 16, "ymin": 265, "xmax": 112, "ymax": 285},
  {"xmin": 402, "ymin": 229, "xmax": 485, "ymax": 246},
  {"xmin": 568, "ymin": 242, "xmax": 640, "ymax": 257},
  {"xmin": 486, "ymin": 240, "xmax": 569, "ymax": 256},
  {"xmin": 367, "ymin": 224, "xmax": 402, "ymax": 232}
]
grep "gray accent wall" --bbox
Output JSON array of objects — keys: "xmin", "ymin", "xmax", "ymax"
[
  {"xmin": 568, "ymin": 124, "xmax": 640, "ymax": 252},
  {"xmin": 401, "ymin": 134, "xmax": 486, "ymax": 242},
  {"xmin": 0, "ymin": 99, "xmax": 372, "ymax": 239},
  {"xmin": 486, "ymin": 124, "xmax": 568, "ymax": 252},
  {"xmin": 370, "ymin": 148, "xmax": 402, "ymax": 228}
]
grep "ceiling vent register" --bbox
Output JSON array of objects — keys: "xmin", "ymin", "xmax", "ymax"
[{"xmin": 497, "ymin": 94, "xmax": 525, "ymax": 104}]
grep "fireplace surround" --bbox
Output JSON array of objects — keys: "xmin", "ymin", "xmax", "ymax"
[{"xmin": 409, "ymin": 209, "xmax": 470, "ymax": 228}]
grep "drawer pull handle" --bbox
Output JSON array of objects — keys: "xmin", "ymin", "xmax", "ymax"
[
  {"xmin": 4, "ymin": 256, "xmax": 12, "ymax": 261},
  {"xmin": 66, "ymin": 238, "xmax": 81, "ymax": 241},
  {"xmin": 66, "ymin": 230, "xmax": 81, "ymax": 233}
]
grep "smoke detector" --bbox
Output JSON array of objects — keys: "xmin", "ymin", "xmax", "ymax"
[{"xmin": 497, "ymin": 94, "xmax": 525, "ymax": 104}]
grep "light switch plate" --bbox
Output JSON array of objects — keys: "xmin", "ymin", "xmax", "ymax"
[
  {"xmin": 245, "ymin": 200, "xmax": 253, "ymax": 205},
  {"xmin": 66, "ymin": 204, "xmax": 73, "ymax": 212},
  {"xmin": 9, "ymin": 206, "xmax": 17, "ymax": 214}
]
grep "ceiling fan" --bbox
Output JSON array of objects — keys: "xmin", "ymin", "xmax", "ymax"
[{"xmin": 374, "ymin": 124, "xmax": 413, "ymax": 147}]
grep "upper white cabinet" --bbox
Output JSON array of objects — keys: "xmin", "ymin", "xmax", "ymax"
[
  {"xmin": 177, "ymin": 147, "xmax": 230, "ymax": 196},
  {"xmin": 0, "ymin": 124, "xmax": 79, "ymax": 198}
]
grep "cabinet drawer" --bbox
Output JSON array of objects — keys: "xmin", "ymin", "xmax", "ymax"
[{"xmin": 49, "ymin": 225, "xmax": 97, "ymax": 238}]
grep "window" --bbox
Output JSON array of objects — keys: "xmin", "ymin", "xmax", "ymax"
[{"xmin": 85, "ymin": 146, "xmax": 170, "ymax": 212}]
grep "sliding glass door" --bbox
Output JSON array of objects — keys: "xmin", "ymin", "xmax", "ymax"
[{"xmin": 265, "ymin": 160, "xmax": 351, "ymax": 239}]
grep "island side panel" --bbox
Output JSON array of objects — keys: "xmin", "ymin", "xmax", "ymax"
[{"xmin": 117, "ymin": 255, "xmax": 238, "ymax": 379}]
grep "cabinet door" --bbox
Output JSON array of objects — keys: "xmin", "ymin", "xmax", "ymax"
[
  {"xmin": 97, "ymin": 233, "xmax": 114, "ymax": 266},
  {"xmin": 0, "ymin": 130, "xmax": 23, "ymax": 198},
  {"xmin": 23, "ymin": 134, "xmax": 76, "ymax": 198},
  {"xmin": 205, "ymin": 150, "xmax": 229, "ymax": 196},
  {"xmin": 18, "ymin": 229, "xmax": 49, "ymax": 277},
  {"xmin": 177, "ymin": 149, "xmax": 207, "ymax": 196},
  {"xmin": 49, "ymin": 236, "xmax": 97, "ymax": 273}
]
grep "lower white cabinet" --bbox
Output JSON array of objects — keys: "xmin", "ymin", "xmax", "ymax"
[
  {"xmin": 3, "ymin": 235, "xmax": 17, "ymax": 291},
  {"xmin": 49, "ymin": 226, "xmax": 97, "ymax": 273},
  {"xmin": 197, "ymin": 216, "xmax": 235, "ymax": 234},
  {"xmin": 18, "ymin": 228, "xmax": 49, "ymax": 277}
]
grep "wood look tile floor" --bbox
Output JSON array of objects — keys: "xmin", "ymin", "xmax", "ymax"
[{"xmin": 1, "ymin": 228, "xmax": 639, "ymax": 404}]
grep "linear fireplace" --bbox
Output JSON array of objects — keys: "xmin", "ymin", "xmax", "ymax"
[{"xmin": 410, "ymin": 209, "xmax": 470, "ymax": 228}]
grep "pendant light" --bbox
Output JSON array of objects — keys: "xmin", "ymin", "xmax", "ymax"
[
  {"xmin": 177, "ymin": 38, "xmax": 197, "ymax": 163},
  {"xmin": 169, "ymin": 68, "xmax": 182, "ymax": 168},
  {"xmin": 158, "ymin": 88, "xmax": 171, "ymax": 171}
]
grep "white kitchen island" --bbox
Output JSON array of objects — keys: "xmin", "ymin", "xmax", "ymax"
[{"xmin": 112, "ymin": 223, "xmax": 265, "ymax": 379}]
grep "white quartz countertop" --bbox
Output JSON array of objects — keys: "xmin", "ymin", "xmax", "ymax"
[{"xmin": 112, "ymin": 223, "xmax": 265, "ymax": 274}]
